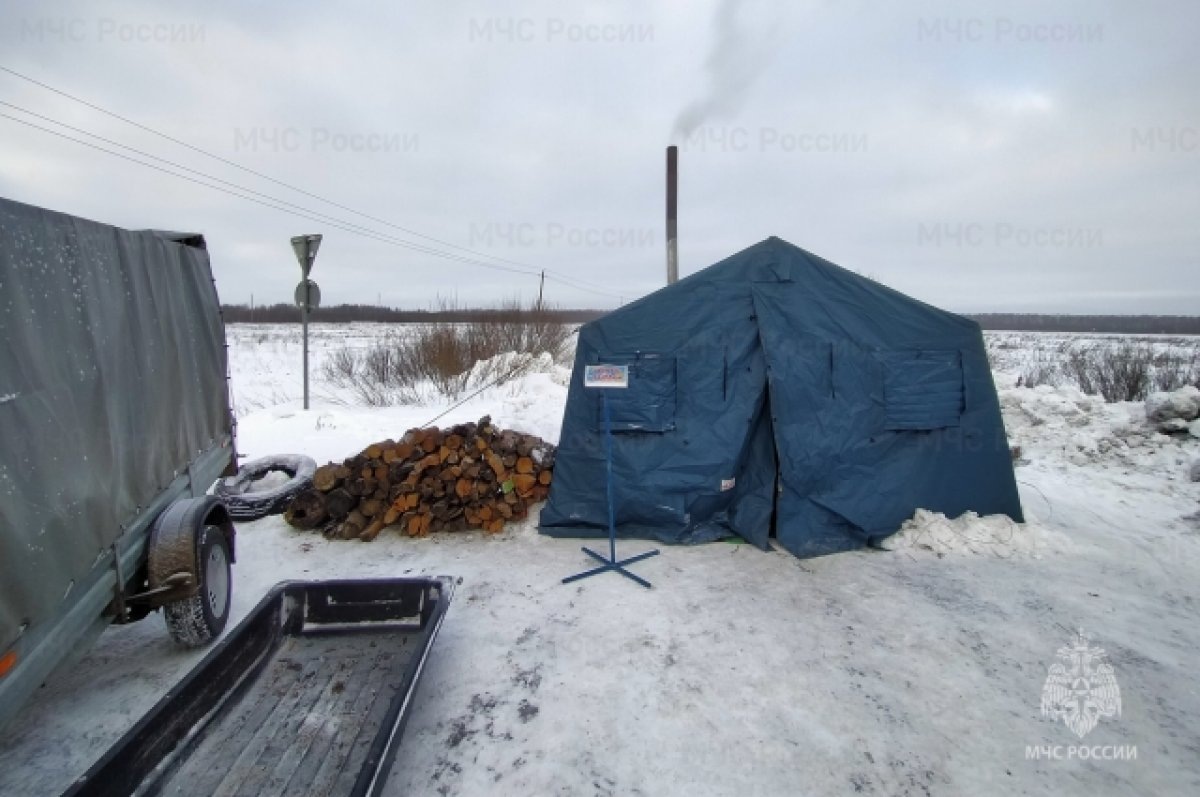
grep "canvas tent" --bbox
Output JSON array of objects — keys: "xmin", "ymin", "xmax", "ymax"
[{"xmin": 539, "ymin": 237, "xmax": 1023, "ymax": 558}]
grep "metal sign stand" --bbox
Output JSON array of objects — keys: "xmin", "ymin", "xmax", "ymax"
[
  {"xmin": 290, "ymin": 234, "xmax": 322, "ymax": 410},
  {"xmin": 563, "ymin": 366, "xmax": 660, "ymax": 589}
]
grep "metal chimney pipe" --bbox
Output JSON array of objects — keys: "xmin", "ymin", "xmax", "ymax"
[{"xmin": 666, "ymin": 145, "xmax": 679, "ymax": 285}]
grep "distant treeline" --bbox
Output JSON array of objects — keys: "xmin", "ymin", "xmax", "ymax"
[
  {"xmin": 968, "ymin": 314, "xmax": 1200, "ymax": 334},
  {"xmin": 221, "ymin": 304, "xmax": 1198, "ymax": 334},
  {"xmin": 221, "ymin": 303, "xmax": 605, "ymax": 324}
]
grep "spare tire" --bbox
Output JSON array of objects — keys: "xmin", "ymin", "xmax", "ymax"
[{"xmin": 215, "ymin": 454, "xmax": 317, "ymax": 520}]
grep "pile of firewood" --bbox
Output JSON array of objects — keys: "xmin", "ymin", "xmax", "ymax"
[{"xmin": 284, "ymin": 416, "xmax": 555, "ymax": 541}]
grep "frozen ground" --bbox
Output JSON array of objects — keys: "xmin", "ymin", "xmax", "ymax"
[
  {"xmin": 985, "ymin": 330, "xmax": 1199, "ymax": 387},
  {"xmin": 1, "ymin": 327, "xmax": 1198, "ymax": 796}
]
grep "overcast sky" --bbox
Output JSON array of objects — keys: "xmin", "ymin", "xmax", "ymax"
[{"xmin": 1, "ymin": 0, "xmax": 1196, "ymax": 313}]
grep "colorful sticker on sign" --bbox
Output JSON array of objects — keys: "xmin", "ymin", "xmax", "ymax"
[{"xmin": 584, "ymin": 364, "xmax": 630, "ymax": 388}]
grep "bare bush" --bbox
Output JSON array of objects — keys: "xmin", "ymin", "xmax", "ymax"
[
  {"xmin": 1151, "ymin": 349, "xmax": 1200, "ymax": 392},
  {"xmin": 1062, "ymin": 343, "xmax": 1154, "ymax": 402},
  {"xmin": 322, "ymin": 347, "xmax": 358, "ymax": 381},
  {"xmin": 1017, "ymin": 360, "xmax": 1060, "ymax": 388},
  {"xmin": 319, "ymin": 299, "xmax": 574, "ymax": 406}
]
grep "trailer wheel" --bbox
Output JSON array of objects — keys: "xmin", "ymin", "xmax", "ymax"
[
  {"xmin": 214, "ymin": 454, "xmax": 317, "ymax": 520},
  {"xmin": 164, "ymin": 525, "xmax": 231, "ymax": 647}
]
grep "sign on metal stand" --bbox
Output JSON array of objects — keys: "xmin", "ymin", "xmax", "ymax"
[
  {"xmin": 294, "ymin": 279, "xmax": 321, "ymax": 311},
  {"xmin": 290, "ymin": 234, "xmax": 322, "ymax": 410},
  {"xmin": 562, "ymin": 364, "xmax": 660, "ymax": 589}
]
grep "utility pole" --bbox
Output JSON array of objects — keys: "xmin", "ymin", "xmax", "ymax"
[{"xmin": 536, "ymin": 270, "xmax": 545, "ymax": 312}]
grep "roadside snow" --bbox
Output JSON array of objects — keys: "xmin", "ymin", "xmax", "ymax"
[
  {"xmin": 1, "ymin": 330, "xmax": 1197, "ymax": 796},
  {"xmin": 881, "ymin": 509, "xmax": 1060, "ymax": 558}
]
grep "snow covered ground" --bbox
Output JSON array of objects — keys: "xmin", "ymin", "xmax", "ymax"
[{"xmin": 1, "ymin": 327, "xmax": 1198, "ymax": 796}]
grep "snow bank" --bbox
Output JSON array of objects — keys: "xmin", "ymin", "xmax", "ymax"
[
  {"xmin": 880, "ymin": 509, "xmax": 1056, "ymax": 558},
  {"xmin": 1145, "ymin": 385, "xmax": 1200, "ymax": 434},
  {"xmin": 999, "ymin": 382, "xmax": 1198, "ymax": 476}
]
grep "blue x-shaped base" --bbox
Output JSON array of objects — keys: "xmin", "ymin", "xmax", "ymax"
[
  {"xmin": 562, "ymin": 546, "xmax": 660, "ymax": 589},
  {"xmin": 562, "ymin": 387, "xmax": 662, "ymax": 590}
]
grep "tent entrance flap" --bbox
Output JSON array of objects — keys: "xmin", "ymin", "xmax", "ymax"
[{"xmin": 750, "ymin": 285, "xmax": 870, "ymax": 557}]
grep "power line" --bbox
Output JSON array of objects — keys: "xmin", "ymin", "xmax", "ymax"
[
  {"xmin": 1, "ymin": 110, "xmax": 631, "ymax": 299},
  {"xmin": 0, "ymin": 64, "xmax": 636, "ymax": 299},
  {"xmin": 0, "ymin": 100, "xmax": 521, "ymax": 268},
  {"xmin": 0, "ymin": 104, "xmax": 537, "ymax": 276},
  {"xmin": 0, "ymin": 112, "xmax": 456, "ymax": 250}
]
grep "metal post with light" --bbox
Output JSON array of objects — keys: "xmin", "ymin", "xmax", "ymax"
[
  {"xmin": 290, "ymin": 234, "xmax": 322, "ymax": 410},
  {"xmin": 561, "ymin": 364, "xmax": 660, "ymax": 589}
]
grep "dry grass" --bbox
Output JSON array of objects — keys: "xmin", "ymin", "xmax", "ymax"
[{"xmin": 320, "ymin": 299, "xmax": 574, "ymax": 406}]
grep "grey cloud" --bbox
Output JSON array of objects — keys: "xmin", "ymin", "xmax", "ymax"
[{"xmin": 0, "ymin": 0, "xmax": 1195, "ymax": 313}]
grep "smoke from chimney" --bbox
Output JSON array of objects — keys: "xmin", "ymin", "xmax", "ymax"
[{"xmin": 671, "ymin": 0, "xmax": 784, "ymax": 142}]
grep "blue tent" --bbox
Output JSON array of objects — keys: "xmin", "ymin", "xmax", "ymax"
[{"xmin": 539, "ymin": 237, "xmax": 1023, "ymax": 558}]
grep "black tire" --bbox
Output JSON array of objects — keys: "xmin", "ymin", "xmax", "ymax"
[
  {"xmin": 164, "ymin": 525, "xmax": 231, "ymax": 647},
  {"xmin": 214, "ymin": 454, "xmax": 317, "ymax": 520}
]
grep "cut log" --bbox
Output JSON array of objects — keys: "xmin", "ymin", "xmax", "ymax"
[
  {"xmin": 406, "ymin": 511, "xmax": 432, "ymax": 537},
  {"xmin": 421, "ymin": 428, "xmax": 443, "ymax": 451},
  {"xmin": 312, "ymin": 464, "xmax": 341, "ymax": 492},
  {"xmin": 338, "ymin": 510, "xmax": 367, "ymax": 540},
  {"xmin": 284, "ymin": 489, "xmax": 327, "ymax": 529},
  {"xmin": 359, "ymin": 517, "xmax": 387, "ymax": 542},
  {"xmin": 347, "ymin": 477, "xmax": 378, "ymax": 497},
  {"xmin": 288, "ymin": 417, "xmax": 555, "ymax": 543},
  {"xmin": 325, "ymin": 488, "xmax": 356, "ymax": 520}
]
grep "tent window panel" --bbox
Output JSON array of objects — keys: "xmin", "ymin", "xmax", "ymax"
[
  {"xmin": 879, "ymin": 350, "xmax": 964, "ymax": 430},
  {"xmin": 593, "ymin": 356, "xmax": 676, "ymax": 432}
]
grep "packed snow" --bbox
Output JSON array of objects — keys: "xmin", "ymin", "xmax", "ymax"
[
  {"xmin": 1, "ymin": 326, "xmax": 1197, "ymax": 796},
  {"xmin": 880, "ymin": 509, "xmax": 1060, "ymax": 558}
]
